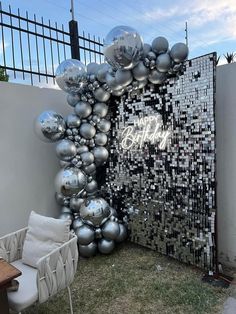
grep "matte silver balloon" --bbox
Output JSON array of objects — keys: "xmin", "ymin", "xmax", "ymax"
[
  {"xmin": 93, "ymin": 103, "xmax": 108, "ymax": 118},
  {"xmin": 80, "ymin": 151, "xmax": 94, "ymax": 166},
  {"xmin": 77, "ymin": 145, "xmax": 89, "ymax": 154},
  {"xmin": 67, "ymin": 94, "xmax": 80, "ymax": 108},
  {"xmin": 98, "ymin": 238, "xmax": 115, "ymax": 254},
  {"xmin": 87, "ymin": 62, "xmax": 100, "ymax": 75},
  {"xmin": 93, "ymin": 87, "xmax": 111, "ymax": 102},
  {"xmin": 72, "ymin": 216, "xmax": 84, "ymax": 229},
  {"xmin": 34, "ymin": 111, "xmax": 66, "ymax": 142},
  {"xmin": 96, "ymin": 63, "xmax": 111, "ymax": 83},
  {"xmin": 170, "ymin": 42, "xmax": 189, "ymax": 63},
  {"xmin": 132, "ymin": 61, "xmax": 150, "ymax": 81},
  {"xmin": 83, "ymin": 163, "xmax": 96, "ymax": 175},
  {"xmin": 76, "ymin": 224, "xmax": 95, "ymax": 245},
  {"xmin": 80, "ymin": 197, "xmax": 111, "ymax": 227},
  {"xmin": 112, "ymin": 89, "xmax": 125, "ymax": 96},
  {"xmin": 93, "ymin": 147, "xmax": 109, "ymax": 165},
  {"xmin": 70, "ymin": 197, "xmax": 85, "ymax": 213},
  {"xmin": 55, "ymin": 59, "xmax": 87, "ymax": 94},
  {"xmin": 80, "ymin": 123, "xmax": 96, "ymax": 140},
  {"xmin": 102, "ymin": 220, "xmax": 120, "ymax": 240},
  {"xmin": 97, "ymin": 119, "xmax": 111, "ymax": 133},
  {"xmin": 58, "ymin": 212, "xmax": 73, "ymax": 222},
  {"xmin": 75, "ymin": 101, "xmax": 92, "ymax": 118},
  {"xmin": 156, "ymin": 53, "xmax": 172, "ymax": 73},
  {"xmin": 148, "ymin": 70, "xmax": 166, "ymax": 84},
  {"xmin": 79, "ymin": 241, "xmax": 97, "ymax": 257},
  {"xmin": 115, "ymin": 69, "xmax": 133, "ymax": 87},
  {"xmin": 56, "ymin": 139, "xmax": 77, "ymax": 161},
  {"xmin": 86, "ymin": 179, "xmax": 98, "ymax": 195},
  {"xmin": 55, "ymin": 166, "xmax": 87, "ymax": 197},
  {"xmin": 143, "ymin": 43, "xmax": 151, "ymax": 56},
  {"xmin": 116, "ymin": 224, "xmax": 128, "ymax": 242},
  {"xmin": 105, "ymin": 72, "xmax": 122, "ymax": 91},
  {"xmin": 95, "ymin": 133, "xmax": 108, "ymax": 146},
  {"xmin": 104, "ymin": 25, "xmax": 143, "ymax": 70},
  {"xmin": 66, "ymin": 114, "xmax": 81, "ymax": 128},
  {"xmin": 152, "ymin": 37, "xmax": 169, "ymax": 55}
]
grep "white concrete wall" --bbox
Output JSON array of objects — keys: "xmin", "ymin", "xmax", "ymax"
[
  {"xmin": 216, "ymin": 62, "xmax": 236, "ymax": 267},
  {"xmin": 0, "ymin": 82, "xmax": 70, "ymax": 236}
]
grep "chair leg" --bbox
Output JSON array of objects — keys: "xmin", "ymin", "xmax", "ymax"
[{"xmin": 67, "ymin": 286, "xmax": 73, "ymax": 314}]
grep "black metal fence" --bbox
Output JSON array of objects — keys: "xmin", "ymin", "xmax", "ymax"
[{"xmin": 0, "ymin": 2, "xmax": 104, "ymax": 86}]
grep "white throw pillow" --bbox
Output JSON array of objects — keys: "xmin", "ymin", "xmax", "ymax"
[{"xmin": 22, "ymin": 211, "xmax": 70, "ymax": 268}]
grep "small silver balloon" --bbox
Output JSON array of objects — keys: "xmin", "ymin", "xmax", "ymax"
[
  {"xmin": 80, "ymin": 123, "xmax": 96, "ymax": 140},
  {"xmin": 70, "ymin": 197, "xmax": 85, "ymax": 213},
  {"xmin": 61, "ymin": 206, "xmax": 72, "ymax": 214},
  {"xmin": 94, "ymin": 133, "xmax": 108, "ymax": 146},
  {"xmin": 75, "ymin": 101, "xmax": 92, "ymax": 118},
  {"xmin": 102, "ymin": 220, "xmax": 120, "ymax": 240},
  {"xmin": 86, "ymin": 179, "xmax": 98, "ymax": 195},
  {"xmin": 170, "ymin": 42, "xmax": 189, "ymax": 63},
  {"xmin": 87, "ymin": 62, "xmax": 100, "ymax": 75},
  {"xmin": 104, "ymin": 25, "xmax": 143, "ymax": 70},
  {"xmin": 143, "ymin": 43, "xmax": 151, "ymax": 56},
  {"xmin": 95, "ymin": 228, "xmax": 102, "ymax": 239},
  {"xmin": 93, "ymin": 87, "xmax": 111, "ymax": 102},
  {"xmin": 67, "ymin": 94, "xmax": 80, "ymax": 108},
  {"xmin": 55, "ymin": 166, "xmax": 87, "ymax": 197},
  {"xmin": 97, "ymin": 119, "xmax": 111, "ymax": 133},
  {"xmin": 93, "ymin": 103, "xmax": 108, "ymax": 118},
  {"xmin": 96, "ymin": 63, "xmax": 111, "ymax": 83},
  {"xmin": 112, "ymin": 89, "xmax": 125, "ymax": 96},
  {"xmin": 105, "ymin": 72, "xmax": 122, "ymax": 91},
  {"xmin": 116, "ymin": 224, "xmax": 128, "ymax": 242},
  {"xmin": 156, "ymin": 53, "xmax": 172, "ymax": 73},
  {"xmin": 59, "ymin": 160, "xmax": 71, "ymax": 168},
  {"xmin": 109, "ymin": 207, "xmax": 118, "ymax": 217},
  {"xmin": 98, "ymin": 238, "xmax": 115, "ymax": 254},
  {"xmin": 58, "ymin": 212, "xmax": 73, "ymax": 222},
  {"xmin": 115, "ymin": 69, "xmax": 133, "ymax": 87},
  {"xmin": 137, "ymin": 79, "xmax": 148, "ymax": 89},
  {"xmin": 79, "ymin": 241, "xmax": 97, "ymax": 257},
  {"xmin": 76, "ymin": 224, "xmax": 95, "ymax": 245},
  {"xmin": 93, "ymin": 146, "xmax": 109, "ymax": 165},
  {"xmin": 148, "ymin": 70, "xmax": 166, "ymax": 84},
  {"xmin": 72, "ymin": 216, "xmax": 84, "ymax": 229},
  {"xmin": 147, "ymin": 51, "xmax": 156, "ymax": 60},
  {"xmin": 77, "ymin": 145, "xmax": 89, "ymax": 154},
  {"xmin": 56, "ymin": 139, "xmax": 77, "ymax": 161},
  {"xmin": 34, "ymin": 111, "xmax": 66, "ymax": 142},
  {"xmin": 132, "ymin": 61, "xmax": 150, "ymax": 81},
  {"xmin": 152, "ymin": 37, "xmax": 169, "ymax": 55},
  {"xmin": 83, "ymin": 163, "xmax": 96, "ymax": 175},
  {"xmin": 55, "ymin": 192, "xmax": 67, "ymax": 205},
  {"xmin": 66, "ymin": 114, "xmax": 81, "ymax": 128},
  {"xmin": 80, "ymin": 151, "xmax": 94, "ymax": 166},
  {"xmin": 55, "ymin": 59, "xmax": 87, "ymax": 94}
]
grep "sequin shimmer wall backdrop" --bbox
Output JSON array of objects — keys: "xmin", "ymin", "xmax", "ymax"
[{"xmin": 103, "ymin": 53, "xmax": 217, "ymax": 271}]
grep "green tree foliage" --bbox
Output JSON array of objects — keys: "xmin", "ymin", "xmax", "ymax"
[{"xmin": 0, "ymin": 67, "xmax": 9, "ymax": 81}]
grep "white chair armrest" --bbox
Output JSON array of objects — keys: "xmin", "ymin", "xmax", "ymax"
[
  {"xmin": 36, "ymin": 233, "xmax": 78, "ymax": 304},
  {"xmin": 0, "ymin": 227, "xmax": 28, "ymax": 263}
]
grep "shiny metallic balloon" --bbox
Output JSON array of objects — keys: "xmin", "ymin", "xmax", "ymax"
[
  {"xmin": 77, "ymin": 145, "xmax": 89, "ymax": 154},
  {"xmin": 75, "ymin": 101, "xmax": 92, "ymax": 118},
  {"xmin": 105, "ymin": 72, "xmax": 122, "ymax": 91},
  {"xmin": 116, "ymin": 224, "xmax": 128, "ymax": 242},
  {"xmin": 56, "ymin": 139, "xmax": 77, "ymax": 161},
  {"xmin": 75, "ymin": 224, "xmax": 95, "ymax": 245},
  {"xmin": 72, "ymin": 216, "xmax": 84, "ymax": 229},
  {"xmin": 95, "ymin": 228, "xmax": 102, "ymax": 239},
  {"xmin": 98, "ymin": 238, "xmax": 115, "ymax": 254},
  {"xmin": 67, "ymin": 94, "xmax": 80, "ymax": 108},
  {"xmin": 156, "ymin": 53, "xmax": 172, "ymax": 73},
  {"xmin": 61, "ymin": 206, "xmax": 72, "ymax": 214},
  {"xmin": 115, "ymin": 69, "xmax": 133, "ymax": 87},
  {"xmin": 143, "ymin": 43, "xmax": 151, "ymax": 56},
  {"xmin": 104, "ymin": 25, "xmax": 143, "ymax": 70},
  {"xmin": 55, "ymin": 192, "xmax": 67, "ymax": 205},
  {"xmin": 93, "ymin": 87, "xmax": 111, "ymax": 102},
  {"xmin": 66, "ymin": 114, "xmax": 81, "ymax": 128},
  {"xmin": 59, "ymin": 212, "xmax": 74, "ymax": 222},
  {"xmin": 96, "ymin": 63, "xmax": 111, "ymax": 83},
  {"xmin": 70, "ymin": 197, "xmax": 85, "ymax": 213},
  {"xmin": 59, "ymin": 160, "xmax": 71, "ymax": 168},
  {"xmin": 170, "ymin": 43, "xmax": 189, "ymax": 63},
  {"xmin": 102, "ymin": 220, "xmax": 120, "ymax": 240},
  {"xmin": 55, "ymin": 166, "xmax": 87, "ymax": 197},
  {"xmin": 87, "ymin": 62, "xmax": 100, "ymax": 75},
  {"xmin": 79, "ymin": 241, "xmax": 97, "ymax": 257},
  {"xmin": 93, "ymin": 103, "xmax": 108, "ymax": 118},
  {"xmin": 80, "ymin": 123, "xmax": 96, "ymax": 140},
  {"xmin": 93, "ymin": 146, "xmax": 109, "ymax": 165},
  {"xmin": 34, "ymin": 111, "xmax": 66, "ymax": 142},
  {"xmin": 95, "ymin": 133, "xmax": 108, "ymax": 146},
  {"xmin": 148, "ymin": 70, "xmax": 166, "ymax": 84},
  {"xmin": 112, "ymin": 89, "xmax": 125, "ymax": 96},
  {"xmin": 132, "ymin": 61, "xmax": 150, "ymax": 81},
  {"xmin": 152, "ymin": 37, "xmax": 169, "ymax": 55},
  {"xmin": 83, "ymin": 163, "xmax": 96, "ymax": 175},
  {"xmin": 97, "ymin": 119, "xmax": 111, "ymax": 133},
  {"xmin": 137, "ymin": 79, "xmax": 148, "ymax": 89},
  {"xmin": 80, "ymin": 197, "xmax": 111, "ymax": 227},
  {"xmin": 80, "ymin": 151, "xmax": 94, "ymax": 166},
  {"xmin": 109, "ymin": 207, "xmax": 118, "ymax": 217},
  {"xmin": 86, "ymin": 179, "xmax": 98, "ymax": 195},
  {"xmin": 55, "ymin": 59, "xmax": 87, "ymax": 94}
]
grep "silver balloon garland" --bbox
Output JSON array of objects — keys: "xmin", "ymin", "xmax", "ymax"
[{"xmin": 34, "ymin": 25, "xmax": 188, "ymax": 257}]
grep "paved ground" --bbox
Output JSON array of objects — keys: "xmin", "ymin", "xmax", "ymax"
[{"xmin": 222, "ymin": 297, "xmax": 236, "ymax": 314}]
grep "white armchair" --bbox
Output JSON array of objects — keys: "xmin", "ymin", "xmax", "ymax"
[{"xmin": 0, "ymin": 227, "xmax": 78, "ymax": 314}]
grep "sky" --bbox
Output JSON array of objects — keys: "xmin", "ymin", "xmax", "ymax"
[{"xmin": 1, "ymin": 0, "xmax": 236, "ymax": 85}]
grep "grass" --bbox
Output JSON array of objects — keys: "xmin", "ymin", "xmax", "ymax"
[{"xmin": 24, "ymin": 242, "xmax": 230, "ymax": 314}]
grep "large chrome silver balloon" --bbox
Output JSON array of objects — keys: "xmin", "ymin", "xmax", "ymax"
[
  {"xmin": 67, "ymin": 94, "xmax": 80, "ymax": 108},
  {"xmin": 76, "ymin": 224, "xmax": 95, "ymax": 245},
  {"xmin": 80, "ymin": 197, "xmax": 111, "ymax": 227},
  {"xmin": 116, "ymin": 224, "xmax": 128, "ymax": 242},
  {"xmin": 170, "ymin": 43, "xmax": 189, "ymax": 63},
  {"xmin": 83, "ymin": 163, "xmax": 96, "ymax": 175},
  {"xmin": 55, "ymin": 59, "xmax": 87, "ymax": 94},
  {"xmin": 115, "ymin": 69, "xmax": 133, "ymax": 87},
  {"xmin": 152, "ymin": 37, "xmax": 169, "ymax": 55},
  {"xmin": 93, "ymin": 103, "xmax": 108, "ymax": 118},
  {"xmin": 80, "ymin": 151, "xmax": 94, "ymax": 166},
  {"xmin": 102, "ymin": 220, "xmax": 120, "ymax": 240},
  {"xmin": 56, "ymin": 139, "xmax": 77, "ymax": 161},
  {"xmin": 80, "ymin": 123, "xmax": 96, "ymax": 140},
  {"xmin": 86, "ymin": 179, "xmax": 98, "ymax": 195},
  {"xmin": 87, "ymin": 62, "xmax": 100, "ymax": 75},
  {"xmin": 95, "ymin": 133, "xmax": 108, "ymax": 146},
  {"xmin": 93, "ymin": 87, "xmax": 111, "ymax": 102},
  {"xmin": 66, "ymin": 114, "xmax": 81, "ymax": 128},
  {"xmin": 75, "ymin": 101, "xmax": 92, "ymax": 118},
  {"xmin": 104, "ymin": 25, "xmax": 143, "ymax": 70},
  {"xmin": 148, "ymin": 70, "xmax": 166, "ymax": 84},
  {"xmin": 98, "ymin": 238, "xmax": 115, "ymax": 254},
  {"xmin": 105, "ymin": 72, "xmax": 122, "ymax": 91},
  {"xmin": 97, "ymin": 119, "xmax": 111, "ymax": 133},
  {"xmin": 96, "ymin": 63, "xmax": 111, "ymax": 83},
  {"xmin": 70, "ymin": 197, "xmax": 85, "ymax": 213},
  {"xmin": 72, "ymin": 217, "xmax": 84, "ymax": 229},
  {"xmin": 156, "ymin": 53, "xmax": 172, "ymax": 73},
  {"xmin": 132, "ymin": 61, "xmax": 150, "ymax": 81},
  {"xmin": 55, "ymin": 166, "xmax": 87, "ymax": 197},
  {"xmin": 79, "ymin": 241, "xmax": 97, "ymax": 257},
  {"xmin": 93, "ymin": 147, "xmax": 109, "ymax": 165},
  {"xmin": 34, "ymin": 111, "xmax": 66, "ymax": 142}
]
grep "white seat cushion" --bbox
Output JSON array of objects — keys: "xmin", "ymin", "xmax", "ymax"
[{"xmin": 8, "ymin": 259, "xmax": 38, "ymax": 312}]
